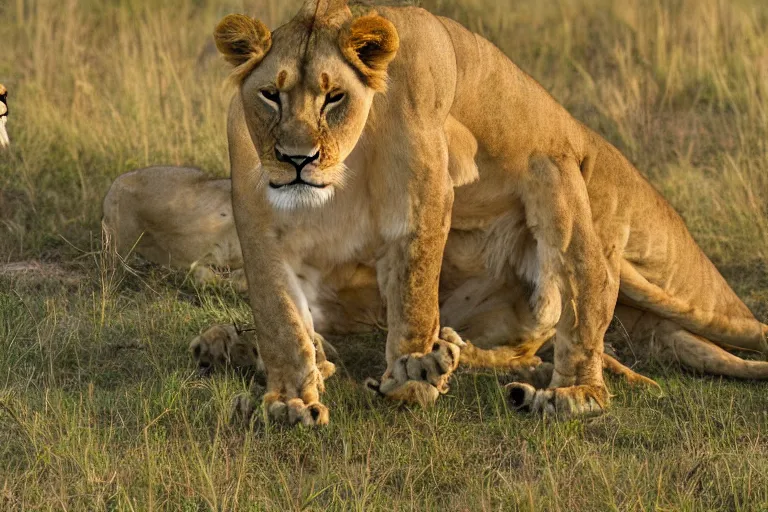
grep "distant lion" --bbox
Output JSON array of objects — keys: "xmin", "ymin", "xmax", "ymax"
[{"xmin": 0, "ymin": 84, "xmax": 9, "ymax": 149}]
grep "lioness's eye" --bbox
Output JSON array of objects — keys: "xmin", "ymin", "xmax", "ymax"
[
  {"xmin": 323, "ymin": 91, "xmax": 345, "ymax": 110},
  {"xmin": 259, "ymin": 89, "xmax": 281, "ymax": 105}
]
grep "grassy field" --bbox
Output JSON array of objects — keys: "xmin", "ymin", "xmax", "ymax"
[{"xmin": 1, "ymin": 0, "xmax": 767, "ymax": 509}]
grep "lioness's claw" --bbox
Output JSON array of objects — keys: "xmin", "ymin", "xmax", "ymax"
[
  {"xmin": 263, "ymin": 393, "xmax": 329, "ymax": 426},
  {"xmin": 370, "ymin": 327, "xmax": 464, "ymax": 406},
  {"xmin": 506, "ymin": 383, "xmax": 607, "ymax": 418}
]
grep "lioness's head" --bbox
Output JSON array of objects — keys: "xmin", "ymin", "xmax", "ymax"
[{"xmin": 215, "ymin": 0, "xmax": 399, "ymax": 210}]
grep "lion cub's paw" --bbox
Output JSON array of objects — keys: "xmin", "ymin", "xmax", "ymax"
[
  {"xmin": 189, "ymin": 324, "xmax": 261, "ymax": 376},
  {"xmin": 506, "ymin": 383, "xmax": 608, "ymax": 418},
  {"xmin": 230, "ymin": 392, "xmax": 258, "ymax": 425},
  {"xmin": 368, "ymin": 327, "xmax": 464, "ymax": 406}
]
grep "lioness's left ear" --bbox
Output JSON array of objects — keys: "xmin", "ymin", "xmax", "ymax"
[
  {"xmin": 339, "ymin": 14, "xmax": 399, "ymax": 92},
  {"xmin": 214, "ymin": 14, "xmax": 272, "ymax": 81}
]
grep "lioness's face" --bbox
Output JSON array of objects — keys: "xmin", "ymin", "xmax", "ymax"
[
  {"xmin": 241, "ymin": 33, "xmax": 375, "ymax": 210},
  {"xmin": 214, "ymin": 5, "xmax": 399, "ymax": 210}
]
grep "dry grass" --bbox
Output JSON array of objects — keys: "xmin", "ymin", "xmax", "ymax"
[{"xmin": 1, "ymin": 0, "xmax": 767, "ymax": 510}]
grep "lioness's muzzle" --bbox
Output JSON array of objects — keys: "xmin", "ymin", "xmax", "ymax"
[{"xmin": 274, "ymin": 146, "xmax": 320, "ymax": 173}]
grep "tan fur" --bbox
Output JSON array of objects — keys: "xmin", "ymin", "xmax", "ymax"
[
  {"xmin": 339, "ymin": 14, "xmax": 400, "ymax": 92},
  {"xmin": 139, "ymin": 1, "xmax": 767, "ymax": 423},
  {"xmin": 601, "ymin": 354, "xmax": 661, "ymax": 389},
  {"xmin": 614, "ymin": 305, "xmax": 768, "ymax": 379},
  {"xmin": 101, "ymin": 166, "xmax": 247, "ymax": 290},
  {"xmin": 214, "ymin": 15, "xmax": 272, "ymax": 84},
  {"xmin": 189, "ymin": 324, "xmax": 336, "ymax": 380}
]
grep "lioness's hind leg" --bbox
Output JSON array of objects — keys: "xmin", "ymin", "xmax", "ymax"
[{"xmin": 664, "ymin": 332, "xmax": 768, "ymax": 379}]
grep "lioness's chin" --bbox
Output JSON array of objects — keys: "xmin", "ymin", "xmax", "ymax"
[{"xmin": 267, "ymin": 184, "xmax": 336, "ymax": 210}]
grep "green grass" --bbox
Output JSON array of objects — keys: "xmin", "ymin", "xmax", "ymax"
[{"xmin": 1, "ymin": 0, "xmax": 767, "ymax": 509}]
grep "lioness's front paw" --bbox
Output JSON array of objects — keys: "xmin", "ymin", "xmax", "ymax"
[
  {"xmin": 367, "ymin": 327, "xmax": 464, "ymax": 406},
  {"xmin": 259, "ymin": 364, "xmax": 329, "ymax": 427},
  {"xmin": 263, "ymin": 392, "xmax": 329, "ymax": 426},
  {"xmin": 506, "ymin": 383, "xmax": 608, "ymax": 418}
]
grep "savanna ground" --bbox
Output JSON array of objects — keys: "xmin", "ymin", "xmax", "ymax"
[{"xmin": 1, "ymin": 0, "xmax": 767, "ymax": 509}]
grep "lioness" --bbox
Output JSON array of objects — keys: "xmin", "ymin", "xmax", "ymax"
[{"xmin": 179, "ymin": 0, "xmax": 768, "ymax": 424}]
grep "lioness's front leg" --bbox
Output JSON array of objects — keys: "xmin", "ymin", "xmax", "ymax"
[
  {"xmin": 371, "ymin": 129, "xmax": 463, "ymax": 403},
  {"xmin": 506, "ymin": 156, "xmax": 620, "ymax": 417},
  {"xmin": 229, "ymin": 96, "xmax": 327, "ymax": 426}
]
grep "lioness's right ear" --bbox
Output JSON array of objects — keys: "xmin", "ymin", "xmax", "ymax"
[
  {"xmin": 214, "ymin": 14, "xmax": 272, "ymax": 76},
  {"xmin": 340, "ymin": 14, "xmax": 399, "ymax": 92}
]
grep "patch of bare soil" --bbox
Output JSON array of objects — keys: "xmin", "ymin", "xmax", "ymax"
[{"xmin": 0, "ymin": 260, "xmax": 84, "ymax": 286}]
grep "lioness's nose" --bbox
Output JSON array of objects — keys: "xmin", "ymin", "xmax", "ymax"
[{"xmin": 275, "ymin": 146, "xmax": 320, "ymax": 173}]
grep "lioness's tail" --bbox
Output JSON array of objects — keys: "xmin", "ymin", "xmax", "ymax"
[{"xmin": 615, "ymin": 305, "xmax": 768, "ymax": 379}]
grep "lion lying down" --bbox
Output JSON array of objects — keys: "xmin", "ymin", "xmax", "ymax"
[
  {"xmin": 103, "ymin": 164, "xmax": 768, "ymax": 392},
  {"xmin": 102, "ymin": 166, "xmax": 247, "ymax": 291}
]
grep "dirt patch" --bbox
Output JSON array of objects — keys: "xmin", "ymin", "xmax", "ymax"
[{"xmin": 0, "ymin": 260, "xmax": 84, "ymax": 286}]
